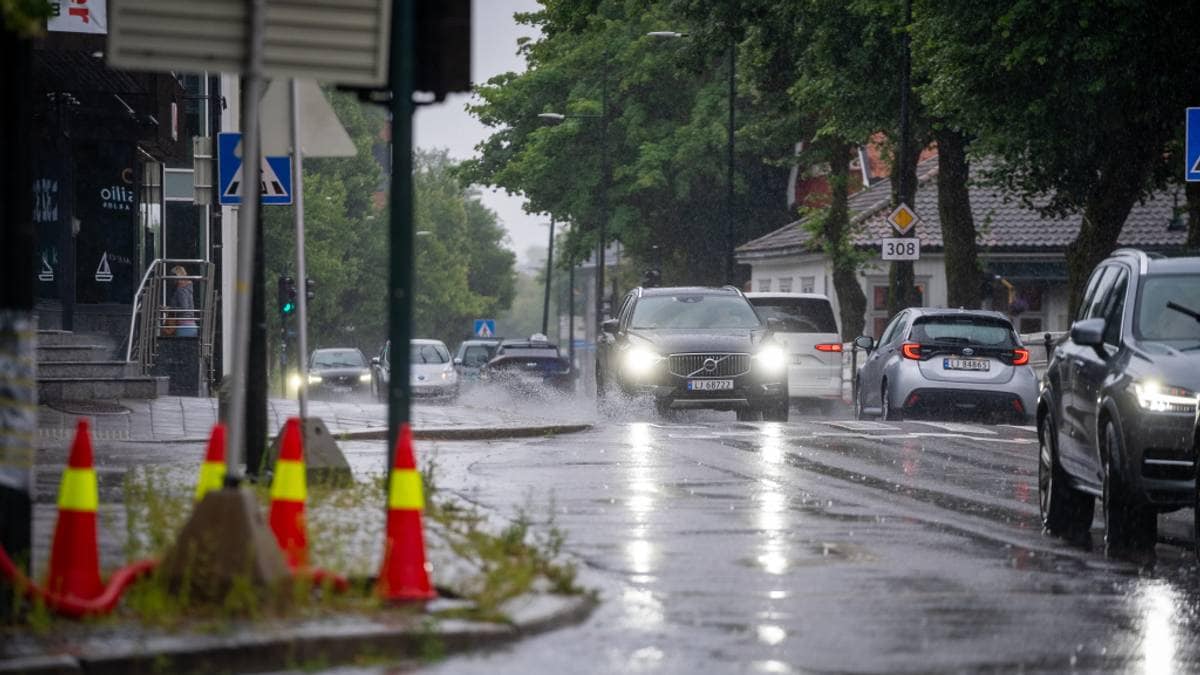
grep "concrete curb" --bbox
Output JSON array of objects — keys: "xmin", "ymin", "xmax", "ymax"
[
  {"xmin": 69, "ymin": 422, "xmax": 593, "ymax": 445},
  {"xmin": 0, "ymin": 593, "xmax": 597, "ymax": 674}
]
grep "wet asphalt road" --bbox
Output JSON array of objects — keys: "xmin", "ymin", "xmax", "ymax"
[{"xmin": 405, "ymin": 406, "xmax": 1200, "ymax": 674}]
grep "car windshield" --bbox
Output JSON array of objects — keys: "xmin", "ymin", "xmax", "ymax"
[
  {"xmin": 1136, "ymin": 274, "xmax": 1200, "ymax": 347},
  {"xmin": 631, "ymin": 294, "xmax": 762, "ymax": 330},
  {"xmin": 461, "ymin": 345, "xmax": 494, "ymax": 367},
  {"xmin": 909, "ymin": 316, "xmax": 1016, "ymax": 347},
  {"xmin": 749, "ymin": 297, "xmax": 838, "ymax": 334},
  {"xmin": 311, "ymin": 349, "xmax": 365, "ymax": 368},
  {"xmin": 411, "ymin": 343, "xmax": 450, "ymax": 364}
]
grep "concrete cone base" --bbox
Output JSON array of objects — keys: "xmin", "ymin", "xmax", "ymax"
[
  {"xmin": 159, "ymin": 488, "xmax": 291, "ymax": 602},
  {"xmin": 265, "ymin": 417, "xmax": 353, "ymax": 485}
]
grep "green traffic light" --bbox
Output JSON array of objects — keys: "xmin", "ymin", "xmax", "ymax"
[{"xmin": 283, "ymin": 302, "xmax": 296, "ymax": 314}]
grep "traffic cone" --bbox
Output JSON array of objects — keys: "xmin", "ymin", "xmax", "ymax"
[
  {"xmin": 376, "ymin": 423, "xmax": 436, "ymax": 601},
  {"xmin": 46, "ymin": 419, "xmax": 104, "ymax": 600},
  {"xmin": 193, "ymin": 423, "xmax": 227, "ymax": 503},
  {"xmin": 269, "ymin": 417, "xmax": 308, "ymax": 569}
]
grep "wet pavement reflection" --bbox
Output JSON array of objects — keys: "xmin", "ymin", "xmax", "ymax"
[{"xmin": 378, "ymin": 409, "xmax": 1200, "ymax": 673}]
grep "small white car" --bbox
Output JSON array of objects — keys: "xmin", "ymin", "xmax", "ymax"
[{"xmin": 745, "ymin": 292, "xmax": 844, "ymax": 409}]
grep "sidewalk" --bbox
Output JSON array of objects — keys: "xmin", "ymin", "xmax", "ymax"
[{"xmin": 37, "ymin": 395, "xmax": 593, "ymax": 444}]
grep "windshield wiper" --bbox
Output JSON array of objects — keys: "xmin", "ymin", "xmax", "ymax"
[{"xmin": 1167, "ymin": 301, "xmax": 1200, "ymax": 323}]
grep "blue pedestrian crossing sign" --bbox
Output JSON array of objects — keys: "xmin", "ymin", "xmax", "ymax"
[
  {"xmin": 217, "ymin": 132, "xmax": 293, "ymax": 205},
  {"xmin": 1188, "ymin": 108, "xmax": 1200, "ymax": 182},
  {"xmin": 474, "ymin": 319, "xmax": 496, "ymax": 338}
]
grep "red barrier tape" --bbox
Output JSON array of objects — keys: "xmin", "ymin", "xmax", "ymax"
[{"xmin": 0, "ymin": 544, "xmax": 158, "ymax": 618}]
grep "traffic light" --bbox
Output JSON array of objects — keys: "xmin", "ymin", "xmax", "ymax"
[
  {"xmin": 641, "ymin": 268, "xmax": 661, "ymax": 288},
  {"xmin": 305, "ymin": 277, "xmax": 316, "ymax": 301},
  {"xmin": 278, "ymin": 275, "xmax": 297, "ymax": 316}
]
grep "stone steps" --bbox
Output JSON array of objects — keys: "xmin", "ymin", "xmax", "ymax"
[
  {"xmin": 37, "ymin": 360, "xmax": 142, "ymax": 379},
  {"xmin": 36, "ymin": 329, "xmax": 163, "ymax": 401},
  {"xmin": 37, "ymin": 376, "xmax": 169, "ymax": 401}
]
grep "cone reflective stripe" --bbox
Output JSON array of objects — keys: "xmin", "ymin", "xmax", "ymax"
[
  {"xmin": 193, "ymin": 424, "xmax": 228, "ymax": 503},
  {"xmin": 46, "ymin": 419, "xmax": 104, "ymax": 600},
  {"xmin": 376, "ymin": 423, "xmax": 435, "ymax": 601},
  {"xmin": 269, "ymin": 418, "xmax": 308, "ymax": 569}
]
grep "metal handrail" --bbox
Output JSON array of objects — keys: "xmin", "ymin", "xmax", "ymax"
[{"xmin": 125, "ymin": 259, "xmax": 216, "ymax": 388}]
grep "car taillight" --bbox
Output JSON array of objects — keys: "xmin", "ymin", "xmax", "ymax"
[
  {"xmin": 815, "ymin": 343, "xmax": 843, "ymax": 353},
  {"xmin": 1011, "ymin": 348, "xmax": 1030, "ymax": 366},
  {"xmin": 901, "ymin": 343, "xmax": 923, "ymax": 360}
]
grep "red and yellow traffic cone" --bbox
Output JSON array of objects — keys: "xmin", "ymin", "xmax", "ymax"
[
  {"xmin": 46, "ymin": 419, "xmax": 103, "ymax": 600},
  {"xmin": 269, "ymin": 417, "xmax": 308, "ymax": 569},
  {"xmin": 376, "ymin": 423, "xmax": 436, "ymax": 601},
  {"xmin": 193, "ymin": 423, "xmax": 227, "ymax": 503}
]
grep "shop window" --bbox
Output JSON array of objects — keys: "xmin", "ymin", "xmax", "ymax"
[
  {"xmin": 800, "ymin": 276, "xmax": 815, "ymax": 293},
  {"xmin": 756, "ymin": 278, "xmax": 772, "ymax": 292},
  {"xmin": 777, "ymin": 277, "xmax": 793, "ymax": 293}
]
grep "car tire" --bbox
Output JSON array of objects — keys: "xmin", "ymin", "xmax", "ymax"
[
  {"xmin": 762, "ymin": 402, "xmax": 789, "ymax": 423},
  {"xmin": 736, "ymin": 407, "xmax": 761, "ymax": 422},
  {"xmin": 854, "ymin": 380, "xmax": 870, "ymax": 420},
  {"xmin": 881, "ymin": 382, "xmax": 902, "ymax": 421},
  {"xmin": 654, "ymin": 399, "xmax": 674, "ymax": 419},
  {"xmin": 1037, "ymin": 412, "xmax": 1093, "ymax": 541},
  {"xmin": 1102, "ymin": 421, "xmax": 1157, "ymax": 559}
]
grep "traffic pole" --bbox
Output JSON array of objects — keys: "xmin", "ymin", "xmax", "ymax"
[
  {"xmin": 291, "ymin": 78, "xmax": 311, "ymax": 421},
  {"xmin": 387, "ymin": 0, "xmax": 415, "ymax": 465}
]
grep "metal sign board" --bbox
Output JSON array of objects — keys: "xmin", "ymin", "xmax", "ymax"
[
  {"xmin": 474, "ymin": 319, "xmax": 496, "ymax": 338},
  {"xmin": 1187, "ymin": 108, "xmax": 1200, "ymax": 182},
  {"xmin": 887, "ymin": 203, "xmax": 920, "ymax": 235},
  {"xmin": 106, "ymin": 0, "xmax": 391, "ymax": 87},
  {"xmin": 217, "ymin": 132, "xmax": 293, "ymax": 205},
  {"xmin": 881, "ymin": 237, "xmax": 921, "ymax": 261},
  {"xmin": 261, "ymin": 79, "xmax": 357, "ymax": 157}
]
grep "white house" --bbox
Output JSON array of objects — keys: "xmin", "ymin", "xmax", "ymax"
[{"xmin": 736, "ymin": 156, "xmax": 1192, "ymax": 338}]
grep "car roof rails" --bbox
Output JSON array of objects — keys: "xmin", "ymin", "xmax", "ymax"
[{"xmin": 1109, "ymin": 248, "xmax": 1164, "ymax": 274}]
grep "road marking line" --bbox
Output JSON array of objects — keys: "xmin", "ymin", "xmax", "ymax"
[
  {"xmin": 911, "ymin": 421, "xmax": 996, "ymax": 435},
  {"xmin": 822, "ymin": 421, "xmax": 902, "ymax": 432}
]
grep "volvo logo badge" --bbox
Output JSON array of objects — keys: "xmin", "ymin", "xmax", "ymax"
[
  {"xmin": 962, "ymin": 347, "xmax": 975, "ymax": 356},
  {"xmin": 703, "ymin": 358, "xmax": 718, "ymax": 373}
]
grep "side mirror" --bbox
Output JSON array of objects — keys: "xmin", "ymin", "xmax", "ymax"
[
  {"xmin": 1070, "ymin": 318, "xmax": 1105, "ymax": 348},
  {"xmin": 371, "ymin": 357, "xmax": 380, "ymax": 366},
  {"xmin": 453, "ymin": 357, "xmax": 463, "ymax": 366},
  {"xmin": 601, "ymin": 318, "xmax": 619, "ymax": 335},
  {"xmin": 853, "ymin": 336, "xmax": 875, "ymax": 352}
]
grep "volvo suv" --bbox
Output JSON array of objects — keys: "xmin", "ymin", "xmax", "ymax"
[
  {"xmin": 1037, "ymin": 249, "xmax": 1200, "ymax": 558},
  {"xmin": 595, "ymin": 286, "xmax": 789, "ymax": 421}
]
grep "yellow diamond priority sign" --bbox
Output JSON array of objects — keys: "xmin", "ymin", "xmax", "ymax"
[{"xmin": 887, "ymin": 203, "xmax": 919, "ymax": 235}]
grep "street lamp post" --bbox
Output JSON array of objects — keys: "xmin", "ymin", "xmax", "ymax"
[
  {"xmin": 649, "ymin": 27, "xmax": 737, "ymax": 285},
  {"xmin": 541, "ymin": 218, "xmax": 554, "ymax": 335}
]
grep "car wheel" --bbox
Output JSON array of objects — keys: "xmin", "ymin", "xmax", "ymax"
[
  {"xmin": 881, "ymin": 382, "xmax": 902, "ymax": 421},
  {"xmin": 1102, "ymin": 421, "xmax": 1156, "ymax": 558},
  {"xmin": 854, "ymin": 381, "xmax": 869, "ymax": 420},
  {"xmin": 736, "ymin": 407, "xmax": 761, "ymax": 422},
  {"xmin": 762, "ymin": 402, "xmax": 789, "ymax": 423},
  {"xmin": 595, "ymin": 361, "xmax": 607, "ymax": 401},
  {"xmin": 654, "ymin": 399, "xmax": 673, "ymax": 419},
  {"xmin": 1037, "ymin": 412, "xmax": 1093, "ymax": 541}
]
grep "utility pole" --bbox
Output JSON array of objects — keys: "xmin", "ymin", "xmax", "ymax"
[
  {"xmin": 725, "ymin": 0, "xmax": 737, "ymax": 285},
  {"xmin": 541, "ymin": 218, "xmax": 554, "ymax": 335},
  {"xmin": 887, "ymin": 0, "xmax": 918, "ymax": 317},
  {"xmin": 0, "ymin": 18, "xmax": 35, "ymax": 617}
]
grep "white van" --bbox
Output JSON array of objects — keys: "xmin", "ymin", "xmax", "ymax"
[{"xmin": 745, "ymin": 292, "xmax": 844, "ymax": 409}]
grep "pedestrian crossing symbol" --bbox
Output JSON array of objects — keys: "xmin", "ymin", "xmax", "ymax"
[
  {"xmin": 39, "ymin": 252, "xmax": 54, "ymax": 282},
  {"xmin": 217, "ymin": 132, "xmax": 293, "ymax": 205},
  {"xmin": 95, "ymin": 252, "xmax": 112, "ymax": 282},
  {"xmin": 474, "ymin": 319, "xmax": 496, "ymax": 338},
  {"xmin": 1188, "ymin": 108, "xmax": 1200, "ymax": 182}
]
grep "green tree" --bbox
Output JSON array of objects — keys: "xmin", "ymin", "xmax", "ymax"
[{"xmin": 913, "ymin": 0, "xmax": 1200, "ymax": 314}]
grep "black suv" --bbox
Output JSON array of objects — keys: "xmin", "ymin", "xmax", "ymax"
[
  {"xmin": 596, "ymin": 286, "xmax": 789, "ymax": 421},
  {"xmin": 1038, "ymin": 249, "xmax": 1200, "ymax": 557}
]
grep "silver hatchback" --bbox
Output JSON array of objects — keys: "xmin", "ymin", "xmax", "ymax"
[{"xmin": 853, "ymin": 308, "xmax": 1037, "ymax": 423}]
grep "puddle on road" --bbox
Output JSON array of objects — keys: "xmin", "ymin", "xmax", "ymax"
[{"xmin": 737, "ymin": 541, "xmax": 877, "ymax": 571}]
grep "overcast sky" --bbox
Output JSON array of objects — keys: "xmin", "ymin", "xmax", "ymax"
[{"xmin": 413, "ymin": 0, "xmax": 545, "ymax": 264}]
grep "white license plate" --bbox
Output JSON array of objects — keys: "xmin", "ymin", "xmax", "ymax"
[
  {"xmin": 688, "ymin": 379, "xmax": 733, "ymax": 391},
  {"xmin": 330, "ymin": 385, "xmax": 352, "ymax": 393},
  {"xmin": 943, "ymin": 358, "xmax": 990, "ymax": 371}
]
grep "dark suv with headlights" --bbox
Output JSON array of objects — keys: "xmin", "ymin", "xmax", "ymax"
[
  {"xmin": 1038, "ymin": 250, "xmax": 1200, "ymax": 558},
  {"xmin": 596, "ymin": 286, "xmax": 789, "ymax": 421}
]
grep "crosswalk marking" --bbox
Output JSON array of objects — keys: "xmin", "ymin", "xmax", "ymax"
[{"xmin": 911, "ymin": 421, "xmax": 996, "ymax": 435}]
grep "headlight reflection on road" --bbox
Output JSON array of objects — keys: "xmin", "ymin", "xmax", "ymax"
[
  {"xmin": 627, "ymin": 423, "xmax": 657, "ymax": 582},
  {"xmin": 1138, "ymin": 580, "xmax": 1180, "ymax": 674},
  {"xmin": 757, "ymin": 424, "xmax": 791, "ymax": 576}
]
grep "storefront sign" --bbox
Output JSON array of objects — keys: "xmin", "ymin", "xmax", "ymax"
[{"xmin": 48, "ymin": 0, "xmax": 108, "ymax": 34}]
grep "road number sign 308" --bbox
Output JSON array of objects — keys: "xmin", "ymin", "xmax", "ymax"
[{"xmin": 880, "ymin": 237, "xmax": 920, "ymax": 261}]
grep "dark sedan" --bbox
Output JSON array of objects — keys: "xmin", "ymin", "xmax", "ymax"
[
  {"xmin": 306, "ymin": 348, "xmax": 372, "ymax": 398},
  {"xmin": 479, "ymin": 337, "xmax": 573, "ymax": 393}
]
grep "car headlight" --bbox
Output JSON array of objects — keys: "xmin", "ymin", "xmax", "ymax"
[
  {"xmin": 754, "ymin": 344, "xmax": 787, "ymax": 374},
  {"xmin": 307, "ymin": 374, "xmax": 323, "ymax": 384},
  {"xmin": 1133, "ymin": 380, "xmax": 1198, "ymax": 413},
  {"xmin": 359, "ymin": 372, "xmax": 372, "ymax": 383},
  {"xmin": 287, "ymin": 373, "xmax": 302, "ymax": 390},
  {"xmin": 623, "ymin": 348, "xmax": 663, "ymax": 376}
]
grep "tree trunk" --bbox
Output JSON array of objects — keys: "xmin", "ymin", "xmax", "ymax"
[
  {"xmin": 824, "ymin": 142, "xmax": 867, "ymax": 339},
  {"xmin": 886, "ymin": 140, "xmax": 921, "ymax": 316},
  {"xmin": 1065, "ymin": 159, "xmax": 1145, "ymax": 317},
  {"xmin": 1187, "ymin": 181, "xmax": 1200, "ymax": 250},
  {"xmin": 935, "ymin": 128, "xmax": 980, "ymax": 309}
]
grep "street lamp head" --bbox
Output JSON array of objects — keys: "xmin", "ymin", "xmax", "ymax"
[
  {"xmin": 537, "ymin": 112, "xmax": 566, "ymax": 124},
  {"xmin": 415, "ymin": 230, "xmax": 433, "ymax": 237},
  {"xmin": 647, "ymin": 31, "xmax": 687, "ymax": 39}
]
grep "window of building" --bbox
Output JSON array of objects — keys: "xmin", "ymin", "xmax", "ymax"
[
  {"xmin": 799, "ymin": 276, "xmax": 815, "ymax": 293},
  {"xmin": 777, "ymin": 277, "xmax": 793, "ymax": 293},
  {"xmin": 757, "ymin": 278, "xmax": 772, "ymax": 292}
]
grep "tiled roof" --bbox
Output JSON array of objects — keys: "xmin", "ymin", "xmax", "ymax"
[{"xmin": 737, "ymin": 157, "xmax": 1190, "ymax": 260}]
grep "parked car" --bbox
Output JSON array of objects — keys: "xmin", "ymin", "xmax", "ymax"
[
  {"xmin": 453, "ymin": 338, "xmax": 501, "ymax": 382},
  {"xmin": 370, "ymin": 339, "xmax": 459, "ymax": 401},
  {"xmin": 479, "ymin": 335, "xmax": 572, "ymax": 393},
  {"xmin": 853, "ymin": 308, "xmax": 1036, "ymax": 423},
  {"xmin": 307, "ymin": 347, "xmax": 372, "ymax": 398},
  {"xmin": 596, "ymin": 286, "xmax": 789, "ymax": 421},
  {"xmin": 745, "ymin": 292, "xmax": 843, "ymax": 410},
  {"xmin": 1038, "ymin": 249, "xmax": 1199, "ymax": 557}
]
